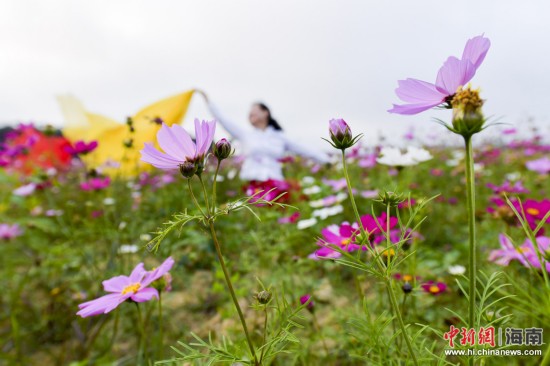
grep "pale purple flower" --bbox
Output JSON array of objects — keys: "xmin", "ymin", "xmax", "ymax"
[
  {"xmin": 0, "ymin": 223, "xmax": 23, "ymax": 240},
  {"xmin": 13, "ymin": 182, "xmax": 37, "ymax": 197},
  {"xmin": 489, "ymin": 234, "xmax": 550, "ymax": 272},
  {"xmin": 526, "ymin": 157, "xmax": 550, "ymax": 175},
  {"xmin": 486, "ymin": 180, "xmax": 529, "ymax": 195},
  {"xmin": 140, "ymin": 120, "xmax": 216, "ymax": 170},
  {"xmin": 77, "ymin": 257, "xmax": 175, "ymax": 317},
  {"xmin": 389, "ymin": 35, "xmax": 491, "ymax": 115}
]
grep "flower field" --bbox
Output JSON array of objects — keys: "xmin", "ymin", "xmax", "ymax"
[{"xmin": 2, "ymin": 35, "xmax": 550, "ymax": 366}]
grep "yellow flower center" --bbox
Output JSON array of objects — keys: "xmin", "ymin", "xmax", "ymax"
[
  {"xmin": 403, "ymin": 274, "xmax": 413, "ymax": 282},
  {"xmin": 526, "ymin": 208, "xmax": 540, "ymax": 216},
  {"xmin": 121, "ymin": 283, "xmax": 141, "ymax": 295},
  {"xmin": 429, "ymin": 285, "xmax": 440, "ymax": 294},
  {"xmin": 341, "ymin": 238, "xmax": 351, "ymax": 245}
]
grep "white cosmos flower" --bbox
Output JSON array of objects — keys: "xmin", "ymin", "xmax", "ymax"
[
  {"xmin": 448, "ymin": 265, "xmax": 466, "ymax": 275},
  {"xmin": 312, "ymin": 205, "xmax": 344, "ymax": 220},
  {"xmin": 303, "ymin": 185, "xmax": 322, "ymax": 195},
  {"xmin": 377, "ymin": 146, "xmax": 432, "ymax": 167},
  {"xmin": 297, "ymin": 218, "xmax": 318, "ymax": 230}
]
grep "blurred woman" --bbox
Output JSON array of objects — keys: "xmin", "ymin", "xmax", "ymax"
[{"xmin": 197, "ymin": 91, "xmax": 329, "ymax": 182}]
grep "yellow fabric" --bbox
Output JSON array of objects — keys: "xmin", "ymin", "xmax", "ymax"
[{"xmin": 59, "ymin": 90, "xmax": 195, "ymax": 176}]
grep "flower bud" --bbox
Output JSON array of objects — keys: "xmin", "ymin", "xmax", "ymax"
[
  {"xmin": 328, "ymin": 119, "xmax": 356, "ymax": 150},
  {"xmin": 179, "ymin": 161, "xmax": 197, "ymax": 178},
  {"xmin": 213, "ymin": 138, "xmax": 233, "ymax": 160},
  {"xmin": 402, "ymin": 282, "xmax": 413, "ymax": 294},
  {"xmin": 255, "ymin": 290, "xmax": 272, "ymax": 305},
  {"xmin": 300, "ymin": 294, "xmax": 314, "ymax": 311},
  {"xmin": 375, "ymin": 190, "xmax": 406, "ymax": 208},
  {"xmin": 451, "ymin": 86, "xmax": 485, "ymax": 137}
]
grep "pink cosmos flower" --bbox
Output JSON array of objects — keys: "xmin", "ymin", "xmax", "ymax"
[
  {"xmin": 80, "ymin": 177, "xmax": 111, "ymax": 191},
  {"xmin": 77, "ymin": 257, "xmax": 174, "ymax": 317},
  {"xmin": 389, "ymin": 35, "xmax": 490, "ymax": 115},
  {"xmin": 140, "ymin": 120, "xmax": 216, "ymax": 170},
  {"xmin": 0, "ymin": 223, "xmax": 23, "ymax": 240},
  {"xmin": 278, "ymin": 212, "xmax": 300, "ymax": 224},
  {"xmin": 526, "ymin": 157, "xmax": 550, "ymax": 175}
]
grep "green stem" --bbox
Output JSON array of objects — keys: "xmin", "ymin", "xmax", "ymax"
[
  {"xmin": 136, "ymin": 303, "xmax": 146, "ymax": 365},
  {"xmin": 208, "ymin": 222, "xmax": 257, "ymax": 364},
  {"xmin": 464, "ymin": 136, "xmax": 477, "ymax": 366},
  {"xmin": 156, "ymin": 292, "xmax": 163, "ymax": 360},
  {"xmin": 341, "ymin": 149, "xmax": 418, "ymax": 366},
  {"xmin": 385, "ymin": 278, "xmax": 417, "ymax": 365},
  {"xmin": 464, "ymin": 137, "xmax": 476, "ymax": 328},
  {"xmin": 259, "ymin": 308, "xmax": 268, "ymax": 363},
  {"xmin": 188, "ymin": 179, "xmax": 206, "ymax": 217},
  {"xmin": 342, "ymin": 150, "xmax": 367, "ymax": 238},
  {"xmin": 198, "ymin": 175, "xmax": 212, "ymax": 216},
  {"xmin": 212, "ymin": 161, "xmax": 221, "ymax": 211}
]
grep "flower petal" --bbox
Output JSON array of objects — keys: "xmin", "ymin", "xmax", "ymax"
[
  {"xmin": 462, "ymin": 35, "xmax": 491, "ymax": 69},
  {"xmin": 388, "ymin": 101, "xmax": 442, "ymax": 115},
  {"xmin": 157, "ymin": 124, "xmax": 195, "ymax": 160},
  {"xmin": 102, "ymin": 275, "xmax": 131, "ymax": 293},
  {"xmin": 140, "ymin": 143, "xmax": 183, "ymax": 169},
  {"xmin": 131, "ymin": 287, "xmax": 159, "ymax": 302},
  {"xmin": 394, "ymin": 78, "xmax": 445, "ymax": 104},
  {"xmin": 77, "ymin": 293, "xmax": 127, "ymax": 317},
  {"xmin": 435, "ymin": 56, "xmax": 476, "ymax": 95}
]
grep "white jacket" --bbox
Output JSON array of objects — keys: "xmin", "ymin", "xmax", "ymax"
[{"xmin": 208, "ymin": 102, "xmax": 330, "ymax": 181}]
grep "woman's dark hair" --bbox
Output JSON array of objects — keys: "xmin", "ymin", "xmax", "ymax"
[{"xmin": 255, "ymin": 102, "xmax": 283, "ymax": 131}]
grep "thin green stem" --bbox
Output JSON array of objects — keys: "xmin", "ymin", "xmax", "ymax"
[
  {"xmin": 156, "ymin": 292, "xmax": 163, "ymax": 360},
  {"xmin": 259, "ymin": 308, "xmax": 268, "ymax": 363},
  {"xmin": 212, "ymin": 161, "xmax": 221, "ymax": 211},
  {"xmin": 385, "ymin": 278, "xmax": 417, "ymax": 365},
  {"xmin": 198, "ymin": 175, "xmax": 212, "ymax": 216},
  {"xmin": 136, "ymin": 303, "xmax": 146, "ymax": 365},
  {"xmin": 208, "ymin": 222, "xmax": 257, "ymax": 364},
  {"xmin": 464, "ymin": 136, "xmax": 477, "ymax": 366},
  {"xmin": 340, "ymin": 149, "xmax": 418, "ymax": 366},
  {"xmin": 188, "ymin": 179, "xmax": 206, "ymax": 217},
  {"xmin": 342, "ymin": 150, "xmax": 367, "ymax": 238},
  {"xmin": 464, "ymin": 137, "xmax": 476, "ymax": 328}
]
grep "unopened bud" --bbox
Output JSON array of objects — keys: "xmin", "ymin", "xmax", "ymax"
[
  {"xmin": 328, "ymin": 119, "xmax": 358, "ymax": 150},
  {"xmin": 213, "ymin": 138, "xmax": 233, "ymax": 160},
  {"xmin": 375, "ymin": 190, "xmax": 405, "ymax": 207},
  {"xmin": 179, "ymin": 161, "xmax": 197, "ymax": 178},
  {"xmin": 256, "ymin": 290, "xmax": 272, "ymax": 304},
  {"xmin": 402, "ymin": 282, "xmax": 413, "ymax": 294}
]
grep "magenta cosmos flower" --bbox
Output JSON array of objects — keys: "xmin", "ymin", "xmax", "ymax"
[
  {"xmin": 140, "ymin": 120, "xmax": 216, "ymax": 171},
  {"xmin": 80, "ymin": 177, "xmax": 111, "ymax": 191},
  {"xmin": 389, "ymin": 35, "xmax": 491, "ymax": 115},
  {"xmin": 77, "ymin": 257, "xmax": 174, "ymax": 317}
]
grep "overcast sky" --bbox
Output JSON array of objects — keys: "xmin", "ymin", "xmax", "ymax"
[{"xmin": 1, "ymin": 1, "xmax": 549, "ymax": 148}]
